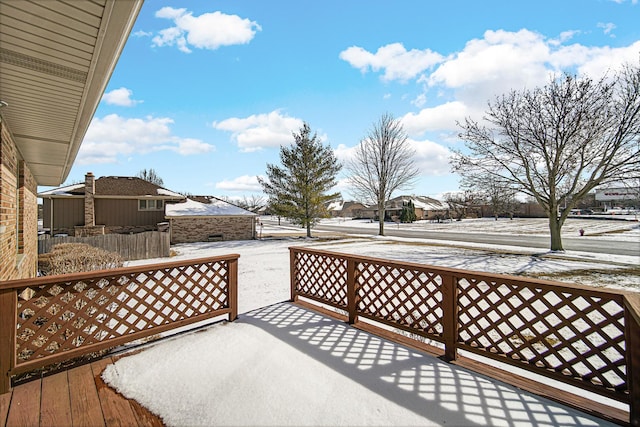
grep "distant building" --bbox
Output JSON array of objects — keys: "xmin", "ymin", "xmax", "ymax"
[
  {"xmin": 385, "ymin": 196, "xmax": 447, "ymax": 221},
  {"xmin": 166, "ymin": 196, "xmax": 257, "ymax": 243},
  {"xmin": 595, "ymin": 186, "xmax": 639, "ymax": 210},
  {"xmin": 39, "ymin": 173, "xmax": 184, "ymax": 236}
]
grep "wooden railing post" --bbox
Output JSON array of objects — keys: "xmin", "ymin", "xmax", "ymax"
[
  {"xmin": 289, "ymin": 249, "xmax": 298, "ymax": 302},
  {"xmin": 228, "ymin": 258, "xmax": 238, "ymax": 321},
  {"xmin": 0, "ymin": 289, "xmax": 17, "ymax": 393},
  {"xmin": 624, "ymin": 294, "xmax": 640, "ymax": 426},
  {"xmin": 442, "ymin": 273, "xmax": 458, "ymax": 362},
  {"xmin": 347, "ymin": 258, "xmax": 357, "ymax": 324}
]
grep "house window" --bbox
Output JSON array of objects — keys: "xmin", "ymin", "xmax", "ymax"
[{"xmin": 139, "ymin": 199, "xmax": 164, "ymax": 211}]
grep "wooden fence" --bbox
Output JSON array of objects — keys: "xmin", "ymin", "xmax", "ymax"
[
  {"xmin": 38, "ymin": 231, "xmax": 171, "ymax": 261},
  {"xmin": 0, "ymin": 254, "xmax": 239, "ymax": 393},
  {"xmin": 289, "ymin": 246, "xmax": 639, "ymax": 425}
]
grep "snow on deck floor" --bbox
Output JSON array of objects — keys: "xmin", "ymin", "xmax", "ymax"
[{"xmin": 103, "ymin": 303, "xmax": 616, "ymax": 427}]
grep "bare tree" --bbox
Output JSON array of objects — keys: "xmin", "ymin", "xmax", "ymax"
[
  {"xmin": 236, "ymin": 194, "xmax": 266, "ymax": 213},
  {"xmin": 347, "ymin": 113, "xmax": 420, "ymax": 235},
  {"xmin": 443, "ymin": 191, "xmax": 481, "ymax": 221},
  {"xmin": 452, "ymin": 62, "xmax": 640, "ymax": 251},
  {"xmin": 463, "ymin": 174, "xmax": 519, "ymax": 220},
  {"xmin": 136, "ymin": 168, "xmax": 164, "ymax": 186}
]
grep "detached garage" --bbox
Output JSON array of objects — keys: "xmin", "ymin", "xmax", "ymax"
[{"xmin": 166, "ymin": 196, "xmax": 257, "ymax": 244}]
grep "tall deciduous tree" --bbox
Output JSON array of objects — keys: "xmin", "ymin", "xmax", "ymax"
[
  {"xmin": 136, "ymin": 168, "xmax": 164, "ymax": 186},
  {"xmin": 258, "ymin": 123, "xmax": 341, "ymax": 237},
  {"xmin": 347, "ymin": 113, "xmax": 419, "ymax": 236},
  {"xmin": 452, "ymin": 63, "xmax": 640, "ymax": 251},
  {"xmin": 463, "ymin": 174, "xmax": 519, "ymax": 220}
]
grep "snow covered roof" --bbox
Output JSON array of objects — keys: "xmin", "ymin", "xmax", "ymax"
[
  {"xmin": 38, "ymin": 183, "xmax": 84, "ymax": 196},
  {"xmin": 166, "ymin": 197, "xmax": 256, "ymax": 217},
  {"xmin": 327, "ymin": 200, "xmax": 344, "ymax": 211},
  {"xmin": 38, "ymin": 176, "xmax": 184, "ymax": 199},
  {"xmin": 387, "ymin": 195, "xmax": 445, "ymax": 210}
]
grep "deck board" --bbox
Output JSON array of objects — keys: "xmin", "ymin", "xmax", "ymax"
[
  {"xmin": 92, "ymin": 357, "xmax": 142, "ymax": 427},
  {"xmin": 40, "ymin": 371, "xmax": 72, "ymax": 427},
  {"xmin": 0, "ymin": 391, "xmax": 10, "ymax": 427},
  {"xmin": 0, "ymin": 358, "xmax": 164, "ymax": 427},
  {"xmin": 68, "ymin": 364, "xmax": 106, "ymax": 427},
  {"xmin": 5, "ymin": 379, "xmax": 40, "ymax": 427}
]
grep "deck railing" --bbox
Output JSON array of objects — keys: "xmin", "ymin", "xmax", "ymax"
[
  {"xmin": 289, "ymin": 246, "xmax": 639, "ymax": 425},
  {"xmin": 0, "ymin": 254, "xmax": 239, "ymax": 393}
]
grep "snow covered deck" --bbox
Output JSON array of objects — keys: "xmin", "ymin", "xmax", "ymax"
[{"xmin": 0, "ymin": 302, "xmax": 626, "ymax": 426}]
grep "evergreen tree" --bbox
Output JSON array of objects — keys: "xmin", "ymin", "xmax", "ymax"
[
  {"xmin": 258, "ymin": 123, "xmax": 342, "ymax": 237},
  {"xmin": 399, "ymin": 200, "xmax": 417, "ymax": 223}
]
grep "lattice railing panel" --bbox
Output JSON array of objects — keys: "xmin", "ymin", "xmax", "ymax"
[
  {"xmin": 293, "ymin": 251, "xmax": 347, "ymax": 308},
  {"xmin": 357, "ymin": 261, "xmax": 443, "ymax": 337},
  {"xmin": 457, "ymin": 276, "xmax": 627, "ymax": 393},
  {"xmin": 14, "ymin": 259, "xmax": 231, "ymax": 365}
]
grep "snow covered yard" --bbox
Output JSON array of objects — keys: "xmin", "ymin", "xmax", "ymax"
[{"xmin": 111, "ymin": 219, "xmax": 637, "ymax": 426}]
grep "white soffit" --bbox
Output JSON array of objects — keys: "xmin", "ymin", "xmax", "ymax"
[{"xmin": 0, "ymin": 0, "xmax": 143, "ymax": 185}]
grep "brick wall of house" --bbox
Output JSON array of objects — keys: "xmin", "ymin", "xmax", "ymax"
[
  {"xmin": 169, "ymin": 216, "xmax": 255, "ymax": 244},
  {"xmin": 0, "ymin": 119, "xmax": 38, "ymax": 280},
  {"xmin": 18, "ymin": 161, "xmax": 38, "ymax": 277}
]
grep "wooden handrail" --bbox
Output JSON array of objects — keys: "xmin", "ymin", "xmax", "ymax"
[
  {"xmin": 624, "ymin": 293, "xmax": 640, "ymax": 426},
  {"xmin": 289, "ymin": 246, "xmax": 636, "ymax": 424},
  {"xmin": 0, "ymin": 254, "xmax": 239, "ymax": 394}
]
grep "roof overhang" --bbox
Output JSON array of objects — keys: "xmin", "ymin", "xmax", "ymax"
[{"xmin": 0, "ymin": 0, "xmax": 144, "ymax": 186}]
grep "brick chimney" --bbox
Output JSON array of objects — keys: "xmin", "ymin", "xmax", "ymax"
[{"xmin": 84, "ymin": 172, "xmax": 95, "ymax": 226}]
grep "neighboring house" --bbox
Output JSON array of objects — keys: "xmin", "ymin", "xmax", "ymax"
[
  {"xmin": 0, "ymin": 1, "xmax": 143, "ymax": 281},
  {"xmin": 39, "ymin": 173, "xmax": 184, "ymax": 236},
  {"xmin": 326, "ymin": 201, "xmax": 371, "ymax": 219},
  {"xmin": 350, "ymin": 196, "xmax": 448, "ymax": 221},
  {"xmin": 166, "ymin": 196, "xmax": 257, "ymax": 244},
  {"xmin": 326, "ymin": 200, "xmax": 344, "ymax": 217}
]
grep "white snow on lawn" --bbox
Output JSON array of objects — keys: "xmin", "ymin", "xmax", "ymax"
[{"xmin": 107, "ymin": 220, "xmax": 636, "ymax": 426}]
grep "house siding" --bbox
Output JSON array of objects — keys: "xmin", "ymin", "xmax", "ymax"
[
  {"xmin": 96, "ymin": 199, "xmax": 167, "ymax": 234},
  {"xmin": 43, "ymin": 198, "xmax": 170, "ymax": 235},
  {"xmin": 43, "ymin": 198, "xmax": 84, "ymax": 235},
  {"xmin": 169, "ymin": 216, "xmax": 255, "ymax": 244},
  {"xmin": 0, "ymin": 119, "xmax": 37, "ymax": 280}
]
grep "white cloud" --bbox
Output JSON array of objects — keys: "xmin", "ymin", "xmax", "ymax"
[
  {"xmin": 133, "ymin": 30, "xmax": 153, "ymax": 38},
  {"xmin": 213, "ymin": 110, "xmax": 304, "ymax": 152},
  {"xmin": 215, "ymin": 175, "xmax": 263, "ymax": 192},
  {"xmin": 401, "ymin": 101, "xmax": 470, "ymax": 135},
  {"xmin": 408, "ymin": 138, "xmax": 452, "ymax": 176},
  {"xmin": 385, "ymin": 29, "xmax": 640, "ymax": 137},
  {"xmin": 428, "ymin": 29, "xmax": 551, "ymax": 94},
  {"xmin": 597, "ymin": 22, "xmax": 617, "ymax": 37},
  {"xmin": 152, "ymin": 7, "xmax": 261, "ymax": 53},
  {"xmin": 176, "ymin": 138, "xmax": 215, "ymax": 155},
  {"xmin": 102, "ymin": 87, "xmax": 141, "ymax": 107},
  {"xmin": 339, "ymin": 43, "xmax": 443, "ymax": 82},
  {"xmin": 78, "ymin": 114, "xmax": 214, "ymax": 164},
  {"xmin": 333, "ymin": 144, "xmax": 358, "ymax": 163},
  {"xmin": 567, "ymin": 40, "xmax": 640, "ymax": 79}
]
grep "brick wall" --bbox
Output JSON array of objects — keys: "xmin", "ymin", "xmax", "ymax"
[
  {"xmin": 18, "ymin": 161, "xmax": 38, "ymax": 277},
  {"xmin": 169, "ymin": 216, "xmax": 256, "ymax": 244},
  {"xmin": 0, "ymin": 119, "xmax": 38, "ymax": 280}
]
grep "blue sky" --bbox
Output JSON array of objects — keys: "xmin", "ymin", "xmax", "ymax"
[{"xmin": 56, "ymin": 0, "xmax": 640, "ymax": 201}]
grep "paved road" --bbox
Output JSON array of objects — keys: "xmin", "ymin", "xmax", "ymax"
[{"xmin": 304, "ymin": 222, "xmax": 640, "ymax": 258}]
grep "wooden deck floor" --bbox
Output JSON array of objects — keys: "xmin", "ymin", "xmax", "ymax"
[{"xmin": 0, "ymin": 356, "xmax": 163, "ymax": 427}]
